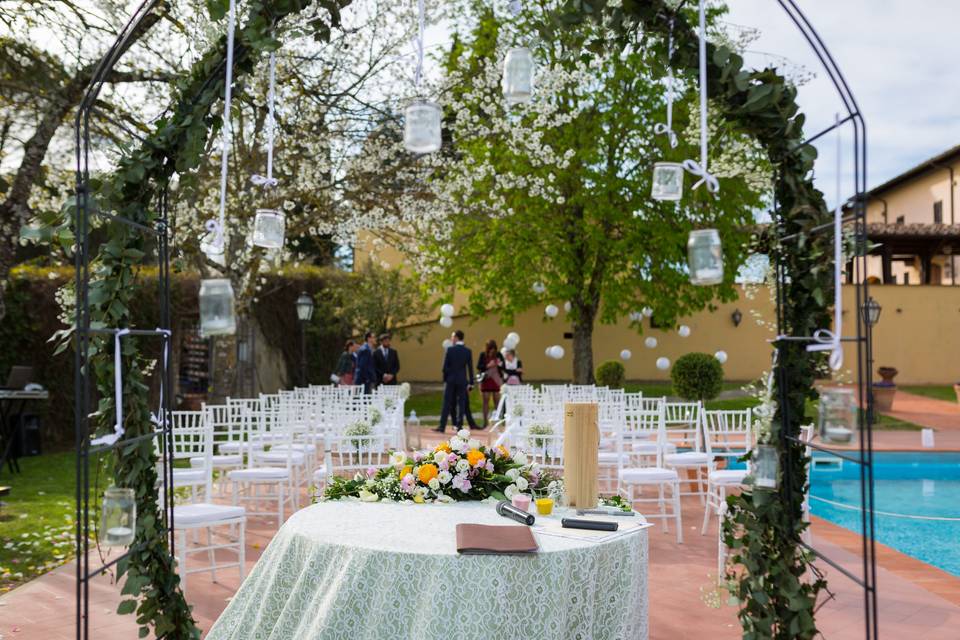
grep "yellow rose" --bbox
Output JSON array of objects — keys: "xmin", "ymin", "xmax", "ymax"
[
  {"xmin": 418, "ymin": 463, "xmax": 439, "ymax": 485},
  {"xmin": 496, "ymin": 445, "xmax": 511, "ymax": 459},
  {"xmin": 413, "ymin": 492, "xmax": 425, "ymax": 504},
  {"xmin": 466, "ymin": 449, "xmax": 486, "ymax": 468},
  {"xmin": 435, "ymin": 442, "xmax": 451, "ymax": 453},
  {"xmin": 400, "ymin": 466, "xmax": 412, "ymax": 479}
]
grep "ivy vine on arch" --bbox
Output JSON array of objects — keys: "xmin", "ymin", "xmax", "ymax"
[{"xmin": 83, "ymin": 0, "xmax": 838, "ymax": 637}]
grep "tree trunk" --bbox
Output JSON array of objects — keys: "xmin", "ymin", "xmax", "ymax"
[{"xmin": 571, "ymin": 308, "xmax": 596, "ymax": 385}]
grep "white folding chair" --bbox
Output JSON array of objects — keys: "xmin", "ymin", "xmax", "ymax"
[
  {"xmin": 700, "ymin": 409, "xmax": 753, "ymax": 535},
  {"xmin": 663, "ymin": 401, "xmax": 709, "ymax": 503},
  {"xmin": 170, "ymin": 411, "xmax": 210, "ymax": 503},
  {"xmin": 227, "ymin": 403, "xmax": 296, "ymax": 524},
  {"xmin": 189, "ymin": 404, "xmax": 244, "ymax": 495}
]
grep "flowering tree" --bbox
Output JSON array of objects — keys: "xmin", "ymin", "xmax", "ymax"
[{"xmin": 347, "ymin": 0, "xmax": 768, "ymax": 382}]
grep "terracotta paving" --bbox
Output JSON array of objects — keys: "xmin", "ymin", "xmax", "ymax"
[
  {"xmin": 1, "ymin": 426, "xmax": 958, "ymax": 639},
  {"xmin": 882, "ymin": 390, "xmax": 960, "ymax": 432}
]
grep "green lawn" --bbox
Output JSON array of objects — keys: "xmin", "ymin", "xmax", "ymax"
[
  {"xmin": 901, "ymin": 385, "xmax": 958, "ymax": 404},
  {"xmin": 0, "ymin": 451, "xmax": 79, "ymax": 592}
]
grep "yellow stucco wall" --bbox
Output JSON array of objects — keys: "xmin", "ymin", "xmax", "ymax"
[{"xmin": 389, "ymin": 284, "xmax": 960, "ymax": 385}]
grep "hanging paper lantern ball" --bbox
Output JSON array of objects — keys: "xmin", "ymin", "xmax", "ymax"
[
  {"xmin": 440, "ymin": 303, "xmax": 455, "ymax": 317},
  {"xmin": 620, "ymin": 349, "xmax": 632, "ymax": 361},
  {"xmin": 715, "ymin": 350, "xmax": 728, "ymax": 364},
  {"xmin": 545, "ymin": 304, "xmax": 559, "ymax": 318},
  {"xmin": 688, "ymin": 229, "xmax": 724, "ymax": 286},
  {"xmin": 439, "ymin": 316, "xmax": 453, "ymax": 328},
  {"xmin": 442, "ymin": 339, "xmax": 453, "ymax": 350},
  {"xmin": 642, "ymin": 306, "xmax": 654, "ymax": 317},
  {"xmin": 502, "ymin": 47, "xmax": 535, "ymax": 105},
  {"xmin": 678, "ymin": 325, "xmax": 691, "ymax": 338},
  {"xmin": 505, "ymin": 332, "xmax": 520, "ymax": 349},
  {"xmin": 548, "ymin": 345, "xmax": 565, "ymax": 359},
  {"xmin": 544, "ymin": 346, "xmax": 552, "ymax": 357},
  {"xmin": 656, "ymin": 357, "xmax": 671, "ymax": 371},
  {"xmin": 644, "ymin": 337, "xmax": 658, "ymax": 349},
  {"xmin": 564, "ymin": 301, "xmax": 572, "ymax": 313},
  {"xmin": 628, "ymin": 311, "xmax": 643, "ymax": 323},
  {"xmin": 532, "ymin": 281, "xmax": 546, "ymax": 294},
  {"xmin": 404, "ymin": 100, "xmax": 442, "ymax": 154}
]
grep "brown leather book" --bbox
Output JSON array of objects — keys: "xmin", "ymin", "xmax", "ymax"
[{"xmin": 455, "ymin": 524, "xmax": 539, "ymax": 555}]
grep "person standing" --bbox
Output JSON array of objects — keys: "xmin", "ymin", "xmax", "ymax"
[
  {"xmin": 477, "ymin": 339, "xmax": 505, "ymax": 428},
  {"xmin": 354, "ymin": 331, "xmax": 378, "ymax": 394},
  {"xmin": 334, "ymin": 339, "xmax": 357, "ymax": 385},
  {"xmin": 436, "ymin": 330, "xmax": 476, "ymax": 433},
  {"xmin": 373, "ymin": 333, "xmax": 400, "ymax": 386}
]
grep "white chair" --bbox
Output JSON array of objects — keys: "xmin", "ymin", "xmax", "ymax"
[
  {"xmin": 170, "ymin": 411, "xmax": 211, "ymax": 503},
  {"xmin": 171, "ymin": 409, "xmax": 246, "ymax": 597},
  {"xmin": 227, "ymin": 404, "xmax": 296, "ymax": 524},
  {"xmin": 617, "ymin": 400, "xmax": 683, "ymax": 543},
  {"xmin": 319, "ymin": 433, "xmax": 393, "ymax": 489},
  {"xmin": 663, "ymin": 401, "xmax": 709, "ymax": 503},
  {"xmin": 700, "ymin": 409, "xmax": 753, "ymax": 535},
  {"xmin": 188, "ymin": 404, "xmax": 244, "ymax": 495}
]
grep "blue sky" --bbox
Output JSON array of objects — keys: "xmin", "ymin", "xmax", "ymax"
[{"xmin": 725, "ymin": 0, "xmax": 960, "ymax": 200}]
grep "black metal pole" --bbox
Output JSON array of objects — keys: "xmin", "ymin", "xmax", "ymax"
[{"xmin": 299, "ymin": 320, "xmax": 307, "ymax": 387}]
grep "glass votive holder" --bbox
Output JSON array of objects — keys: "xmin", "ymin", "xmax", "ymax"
[
  {"xmin": 404, "ymin": 101, "xmax": 442, "ymax": 154},
  {"xmin": 251, "ymin": 209, "xmax": 285, "ymax": 249},
  {"xmin": 687, "ymin": 229, "xmax": 724, "ymax": 285},
  {"xmin": 535, "ymin": 496, "xmax": 554, "ymax": 516},
  {"xmin": 651, "ymin": 162, "xmax": 684, "ymax": 201},
  {"xmin": 101, "ymin": 487, "xmax": 136, "ymax": 547},
  {"xmin": 503, "ymin": 47, "xmax": 535, "ymax": 105},
  {"xmin": 819, "ymin": 387, "xmax": 857, "ymax": 444},
  {"xmin": 511, "ymin": 493, "xmax": 532, "ymax": 512},
  {"xmin": 199, "ymin": 278, "xmax": 236, "ymax": 337},
  {"xmin": 752, "ymin": 444, "xmax": 779, "ymax": 490}
]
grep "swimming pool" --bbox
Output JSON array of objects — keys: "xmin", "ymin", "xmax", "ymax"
[{"xmin": 809, "ymin": 451, "xmax": 960, "ymax": 577}]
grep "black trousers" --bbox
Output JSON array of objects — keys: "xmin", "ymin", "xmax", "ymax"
[{"xmin": 439, "ymin": 381, "xmax": 463, "ymax": 430}]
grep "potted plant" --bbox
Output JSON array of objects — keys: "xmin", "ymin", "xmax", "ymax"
[{"xmin": 873, "ymin": 367, "xmax": 898, "ymax": 413}]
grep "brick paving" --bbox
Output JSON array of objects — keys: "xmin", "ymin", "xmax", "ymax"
[{"xmin": 883, "ymin": 390, "xmax": 960, "ymax": 432}]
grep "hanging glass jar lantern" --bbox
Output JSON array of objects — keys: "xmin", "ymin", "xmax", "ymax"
[
  {"xmin": 819, "ymin": 387, "xmax": 856, "ymax": 444},
  {"xmin": 503, "ymin": 47, "xmax": 535, "ymax": 105},
  {"xmin": 404, "ymin": 100, "xmax": 442, "ymax": 154},
  {"xmin": 651, "ymin": 162, "xmax": 684, "ymax": 201},
  {"xmin": 199, "ymin": 278, "xmax": 237, "ymax": 337},
  {"xmin": 101, "ymin": 487, "xmax": 136, "ymax": 547},
  {"xmin": 752, "ymin": 445, "xmax": 779, "ymax": 490},
  {"xmin": 687, "ymin": 229, "xmax": 724, "ymax": 285},
  {"xmin": 252, "ymin": 208, "xmax": 285, "ymax": 249}
]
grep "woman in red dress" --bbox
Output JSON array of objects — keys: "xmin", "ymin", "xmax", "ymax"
[{"xmin": 476, "ymin": 339, "xmax": 505, "ymax": 428}]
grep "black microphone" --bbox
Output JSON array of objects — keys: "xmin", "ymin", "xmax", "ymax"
[{"xmin": 496, "ymin": 500, "xmax": 535, "ymax": 526}]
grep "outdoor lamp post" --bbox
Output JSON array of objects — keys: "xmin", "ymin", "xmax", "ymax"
[
  {"xmin": 862, "ymin": 296, "xmax": 881, "ymax": 326},
  {"xmin": 295, "ymin": 292, "xmax": 315, "ymax": 386}
]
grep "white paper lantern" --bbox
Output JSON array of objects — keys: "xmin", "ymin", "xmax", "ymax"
[
  {"xmin": 251, "ymin": 209, "xmax": 285, "ymax": 249},
  {"xmin": 564, "ymin": 301, "xmax": 572, "ymax": 313},
  {"xmin": 199, "ymin": 278, "xmax": 236, "ymax": 337},
  {"xmin": 656, "ymin": 357, "xmax": 671, "ymax": 371},
  {"xmin": 442, "ymin": 339, "xmax": 453, "ymax": 350},
  {"xmin": 678, "ymin": 325, "xmax": 691, "ymax": 338},
  {"xmin": 688, "ymin": 229, "xmax": 724, "ymax": 286},
  {"xmin": 439, "ymin": 316, "xmax": 453, "ymax": 328},
  {"xmin": 506, "ymin": 332, "xmax": 520, "ymax": 347},
  {"xmin": 548, "ymin": 345, "xmax": 565, "ymax": 359},
  {"xmin": 651, "ymin": 162, "xmax": 684, "ymax": 201},
  {"xmin": 544, "ymin": 346, "xmax": 552, "ymax": 357},
  {"xmin": 532, "ymin": 281, "xmax": 546, "ymax": 294},
  {"xmin": 544, "ymin": 304, "xmax": 559, "ymax": 318},
  {"xmin": 503, "ymin": 47, "xmax": 535, "ymax": 105},
  {"xmin": 642, "ymin": 306, "xmax": 654, "ymax": 317},
  {"xmin": 404, "ymin": 100, "xmax": 442, "ymax": 154},
  {"xmin": 620, "ymin": 349, "xmax": 632, "ymax": 361},
  {"xmin": 440, "ymin": 303, "xmax": 455, "ymax": 317},
  {"xmin": 714, "ymin": 350, "xmax": 728, "ymax": 364},
  {"xmin": 644, "ymin": 337, "xmax": 658, "ymax": 349}
]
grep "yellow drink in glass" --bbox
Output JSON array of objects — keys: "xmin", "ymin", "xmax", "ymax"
[{"xmin": 535, "ymin": 497, "xmax": 554, "ymax": 515}]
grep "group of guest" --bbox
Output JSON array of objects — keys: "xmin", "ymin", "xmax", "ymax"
[
  {"xmin": 436, "ymin": 331, "xmax": 523, "ymax": 433},
  {"xmin": 333, "ymin": 331, "xmax": 400, "ymax": 394}
]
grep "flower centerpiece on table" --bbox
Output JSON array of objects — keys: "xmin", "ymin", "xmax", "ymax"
[{"xmin": 322, "ymin": 429, "xmax": 557, "ymax": 504}]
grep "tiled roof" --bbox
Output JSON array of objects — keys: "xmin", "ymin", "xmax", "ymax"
[{"xmin": 867, "ymin": 223, "xmax": 960, "ymax": 238}]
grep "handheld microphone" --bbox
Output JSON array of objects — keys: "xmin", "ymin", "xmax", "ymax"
[{"xmin": 496, "ymin": 500, "xmax": 535, "ymax": 526}]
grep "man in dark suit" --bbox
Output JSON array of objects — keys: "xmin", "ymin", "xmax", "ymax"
[
  {"xmin": 436, "ymin": 330, "xmax": 478, "ymax": 433},
  {"xmin": 373, "ymin": 333, "xmax": 400, "ymax": 386},
  {"xmin": 353, "ymin": 331, "xmax": 378, "ymax": 394}
]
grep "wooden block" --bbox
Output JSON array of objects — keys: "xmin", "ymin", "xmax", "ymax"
[{"xmin": 562, "ymin": 402, "xmax": 599, "ymax": 508}]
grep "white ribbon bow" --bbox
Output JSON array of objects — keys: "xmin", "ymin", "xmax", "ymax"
[
  {"xmin": 807, "ymin": 329, "xmax": 843, "ymax": 371},
  {"xmin": 682, "ymin": 159, "xmax": 720, "ymax": 194},
  {"xmin": 655, "ymin": 19, "xmax": 678, "ymax": 149},
  {"xmin": 685, "ymin": 0, "xmax": 720, "ymax": 195},
  {"xmin": 92, "ymin": 328, "xmax": 131, "ymax": 446},
  {"xmin": 250, "ymin": 174, "xmax": 279, "ymax": 188},
  {"xmin": 201, "ymin": 218, "xmax": 225, "ymax": 255},
  {"xmin": 654, "ymin": 122, "xmax": 678, "ymax": 149}
]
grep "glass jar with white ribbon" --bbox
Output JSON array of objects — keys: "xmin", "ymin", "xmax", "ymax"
[
  {"xmin": 651, "ymin": 162, "xmax": 684, "ymax": 201},
  {"xmin": 404, "ymin": 100, "xmax": 442, "ymax": 153},
  {"xmin": 503, "ymin": 47, "xmax": 534, "ymax": 105},
  {"xmin": 752, "ymin": 445, "xmax": 779, "ymax": 490},
  {"xmin": 819, "ymin": 388, "xmax": 857, "ymax": 444},
  {"xmin": 252, "ymin": 208, "xmax": 285, "ymax": 249},
  {"xmin": 199, "ymin": 278, "xmax": 237, "ymax": 337},
  {"xmin": 101, "ymin": 487, "xmax": 136, "ymax": 547},
  {"xmin": 687, "ymin": 229, "xmax": 724, "ymax": 285}
]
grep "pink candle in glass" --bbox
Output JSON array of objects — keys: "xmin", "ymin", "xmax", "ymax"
[{"xmin": 511, "ymin": 493, "xmax": 532, "ymax": 512}]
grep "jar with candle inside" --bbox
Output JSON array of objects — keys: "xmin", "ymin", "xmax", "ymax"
[
  {"xmin": 502, "ymin": 47, "xmax": 535, "ymax": 105},
  {"xmin": 251, "ymin": 208, "xmax": 285, "ymax": 249},
  {"xmin": 404, "ymin": 100, "xmax": 442, "ymax": 154},
  {"xmin": 651, "ymin": 162, "xmax": 684, "ymax": 201},
  {"xmin": 199, "ymin": 278, "xmax": 236, "ymax": 337},
  {"xmin": 687, "ymin": 229, "xmax": 724, "ymax": 285},
  {"xmin": 101, "ymin": 487, "xmax": 136, "ymax": 547},
  {"xmin": 752, "ymin": 445, "xmax": 779, "ymax": 490},
  {"xmin": 819, "ymin": 387, "xmax": 857, "ymax": 444}
]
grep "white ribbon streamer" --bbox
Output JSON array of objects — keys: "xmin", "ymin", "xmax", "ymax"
[
  {"xmin": 251, "ymin": 49, "xmax": 279, "ymax": 189},
  {"xmin": 204, "ymin": 0, "xmax": 237, "ymax": 256},
  {"xmin": 414, "ymin": 0, "xmax": 425, "ymax": 88},
  {"xmin": 807, "ymin": 115, "xmax": 845, "ymax": 371},
  {"xmin": 654, "ymin": 18, "xmax": 678, "ymax": 149},
  {"xmin": 92, "ymin": 328, "xmax": 131, "ymax": 446},
  {"xmin": 150, "ymin": 329, "xmax": 172, "ymax": 429},
  {"xmin": 684, "ymin": 0, "xmax": 718, "ymax": 194}
]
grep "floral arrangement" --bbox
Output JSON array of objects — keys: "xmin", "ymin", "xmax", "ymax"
[
  {"xmin": 384, "ymin": 397, "xmax": 396, "ymax": 410},
  {"xmin": 527, "ymin": 424, "xmax": 554, "ymax": 449},
  {"xmin": 344, "ymin": 420, "xmax": 372, "ymax": 448},
  {"xmin": 323, "ymin": 429, "xmax": 557, "ymax": 504},
  {"xmin": 398, "ymin": 382, "xmax": 411, "ymax": 400},
  {"xmin": 511, "ymin": 402, "xmax": 524, "ymax": 418},
  {"xmin": 369, "ymin": 407, "xmax": 382, "ymax": 426}
]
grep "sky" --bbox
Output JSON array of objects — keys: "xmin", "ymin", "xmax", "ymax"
[{"xmin": 724, "ymin": 0, "xmax": 960, "ymax": 201}]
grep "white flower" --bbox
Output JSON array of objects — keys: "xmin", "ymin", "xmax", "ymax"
[
  {"xmin": 506, "ymin": 468, "xmax": 520, "ymax": 481},
  {"xmin": 504, "ymin": 484, "xmax": 518, "ymax": 499},
  {"xmin": 358, "ymin": 489, "xmax": 379, "ymax": 503},
  {"xmin": 457, "ymin": 429, "xmax": 471, "ymax": 439},
  {"xmin": 438, "ymin": 470, "xmax": 452, "ymax": 485},
  {"xmin": 467, "ymin": 438, "xmax": 480, "ymax": 450},
  {"xmin": 449, "ymin": 436, "xmax": 466, "ymax": 452},
  {"xmin": 513, "ymin": 452, "xmax": 528, "ymax": 466},
  {"xmin": 390, "ymin": 451, "xmax": 406, "ymax": 466},
  {"xmin": 456, "ymin": 459, "xmax": 470, "ymax": 473},
  {"xmin": 436, "ymin": 493, "xmax": 454, "ymax": 504},
  {"xmin": 515, "ymin": 476, "xmax": 529, "ymax": 491},
  {"xmin": 428, "ymin": 478, "xmax": 440, "ymax": 491}
]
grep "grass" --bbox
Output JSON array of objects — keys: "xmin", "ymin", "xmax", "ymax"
[
  {"xmin": 0, "ymin": 451, "xmax": 81, "ymax": 592},
  {"xmin": 901, "ymin": 385, "xmax": 958, "ymax": 404}
]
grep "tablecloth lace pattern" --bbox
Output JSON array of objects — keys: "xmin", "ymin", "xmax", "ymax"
[{"xmin": 207, "ymin": 502, "xmax": 648, "ymax": 640}]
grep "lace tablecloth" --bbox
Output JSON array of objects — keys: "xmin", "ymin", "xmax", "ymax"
[{"xmin": 207, "ymin": 501, "xmax": 648, "ymax": 640}]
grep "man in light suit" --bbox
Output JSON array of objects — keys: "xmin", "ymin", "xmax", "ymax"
[
  {"xmin": 373, "ymin": 333, "xmax": 400, "ymax": 386},
  {"xmin": 436, "ymin": 330, "xmax": 477, "ymax": 433}
]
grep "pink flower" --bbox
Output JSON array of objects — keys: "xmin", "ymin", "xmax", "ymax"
[
  {"xmin": 452, "ymin": 473, "xmax": 472, "ymax": 493},
  {"xmin": 366, "ymin": 467, "xmax": 377, "ymax": 478},
  {"xmin": 485, "ymin": 461, "xmax": 495, "ymax": 473},
  {"xmin": 437, "ymin": 457, "xmax": 449, "ymax": 471},
  {"xmin": 447, "ymin": 453, "xmax": 458, "ymax": 466},
  {"xmin": 400, "ymin": 473, "xmax": 416, "ymax": 494},
  {"xmin": 413, "ymin": 451, "xmax": 424, "ymax": 462}
]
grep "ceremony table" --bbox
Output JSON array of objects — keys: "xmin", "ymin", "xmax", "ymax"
[{"xmin": 207, "ymin": 500, "xmax": 649, "ymax": 640}]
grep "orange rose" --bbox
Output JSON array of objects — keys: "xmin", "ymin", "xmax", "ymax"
[
  {"xmin": 435, "ymin": 442, "xmax": 451, "ymax": 453},
  {"xmin": 418, "ymin": 463, "xmax": 439, "ymax": 484},
  {"xmin": 466, "ymin": 449, "xmax": 486, "ymax": 468},
  {"xmin": 400, "ymin": 466, "xmax": 412, "ymax": 479}
]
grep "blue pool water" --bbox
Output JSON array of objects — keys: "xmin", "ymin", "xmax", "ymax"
[{"xmin": 809, "ymin": 452, "xmax": 960, "ymax": 576}]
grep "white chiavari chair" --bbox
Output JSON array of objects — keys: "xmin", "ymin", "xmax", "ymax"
[
  {"xmin": 700, "ymin": 408, "xmax": 753, "ymax": 535},
  {"xmin": 663, "ymin": 401, "xmax": 709, "ymax": 503}
]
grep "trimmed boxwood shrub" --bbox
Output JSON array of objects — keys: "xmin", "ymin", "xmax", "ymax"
[
  {"xmin": 595, "ymin": 360, "xmax": 626, "ymax": 389},
  {"xmin": 671, "ymin": 352, "xmax": 723, "ymax": 402}
]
